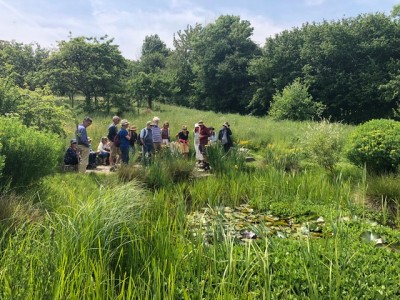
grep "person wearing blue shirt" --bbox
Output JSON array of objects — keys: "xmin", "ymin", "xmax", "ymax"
[{"xmin": 119, "ymin": 119, "xmax": 131, "ymax": 164}]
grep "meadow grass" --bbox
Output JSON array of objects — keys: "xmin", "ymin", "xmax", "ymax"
[{"xmin": 2, "ymin": 104, "xmax": 400, "ymax": 298}]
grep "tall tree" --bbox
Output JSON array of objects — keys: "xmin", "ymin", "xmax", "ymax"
[
  {"xmin": 46, "ymin": 36, "xmax": 127, "ymax": 112},
  {"xmin": 0, "ymin": 41, "xmax": 49, "ymax": 89},
  {"xmin": 190, "ymin": 15, "xmax": 260, "ymax": 113}
]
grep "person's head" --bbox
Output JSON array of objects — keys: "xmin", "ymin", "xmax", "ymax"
[
  {"xmin": 70, "ymin": 139, "xmax": 78, "ymax": 148},
  {"xmin": 152, "ymin": 116, "xmax": 160, "ymax": 125},
  {"xmin": 198, "ymin": 120, "xmax": 204, "ymax": 127},
  {"xmin": 83, "ymin": 117, "xmax": 92, "ymax": 128},
  {"xmin": 101, "ymin": 137, "xmax": 108, "ymax": 144},
  {"xmin": 163, "ymin": 121, "xmax": 169, "ymax": 128},
  {"xmin": 121, "ymin": 119, "xmax": 129, "ymax": 128},
  {"xmin": 146, "ymin": 121, "xmax": 152, "ymax": 128},
  {"xmin": 130, "ymin": 125, "xmax": 137, "ymax": 132},
  {"xmin": 209, "ymin": 127, "xmax": 214, "ymax": 132},
  {"xmin": 223, "ymin": 122, "xmax": 230, "ymax": 128},
  {"xmin": 182, "ymin": 125, "xmax": 188, "ymax": 132},
  {"xmin": 112, "ymin": 116, "xmax": 120, "ymax": 125},
  {"xmin": 194, "ymin": 123, "xmax": 199, "ymax": 132}
]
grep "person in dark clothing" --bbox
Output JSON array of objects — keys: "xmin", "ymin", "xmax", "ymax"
[
  {"xmin": 176, "ymin": 125, "xmax": 190, "ymax": 159},
  {"xmin": 129, "ymin": 125, "xmax": 138, "ymax": 157},
  {"xmin": 198, "ymin": 120, "xmax": 211, "ymax": 170},
  {"xmin": 64, "ymin": 139, "xmax": 79, "ymax": 167},
  {"xmin": 218, "ymin": 122, "xmax": 233, "ymax": 152}
]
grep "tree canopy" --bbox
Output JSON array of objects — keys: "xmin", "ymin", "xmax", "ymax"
[{"xmin": 2, "ymin": 10, "xmax": 400, "ymax": 123}]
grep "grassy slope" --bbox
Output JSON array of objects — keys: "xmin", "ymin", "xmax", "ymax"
[{"xmin": 1, "ymin": 104, "xmax": 400, "ymax": 299}]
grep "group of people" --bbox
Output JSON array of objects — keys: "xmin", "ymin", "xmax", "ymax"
[{"xmin": 64, "ymin": 115, "xmax": 233, "ymax": 173}]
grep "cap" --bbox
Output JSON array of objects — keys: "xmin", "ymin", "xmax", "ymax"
[{"xmin": 70, "ymin": 139, "xmax": 77, "ymax": 144}]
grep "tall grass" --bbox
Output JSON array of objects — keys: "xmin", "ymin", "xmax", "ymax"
[{"xmin": 3, "ymin": 104, "xmax": 400, "ymax": 298}]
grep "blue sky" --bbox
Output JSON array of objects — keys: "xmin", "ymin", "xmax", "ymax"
[{"xmin": 0, "ymin": 0, "xmax": 398, "ymax": 60}]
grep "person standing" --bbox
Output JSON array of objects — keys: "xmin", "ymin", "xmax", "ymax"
[
  {"xmin": 193, "ymin": 123, "xmax": 203, "ymax": 164},
  {"xmin": 76, "ymin": 117, "xmax": 92, "ymax": 173},
  {"xmin": 107, "ymin": 116, "xmax": 120, "ymax": 168},
  {"xmin": 151, "ymin": 116, "xmax": 162, "ymax": 153},
  {"xmin": 161, "ymin": 121, "xmax": 170, "ymax": 146},
  {"xmin": 140, "ymin": 121, "xmax": 154, "ymax": 164},
  {"xmin": 129, "ymin": 125, "xmax": 138, "ymax": 157},
  {"xmin": 218, "ymin": 122, "xmax": 233, "ymax": 152},
  {"xmin": 176, "ymin": 125, "xmax": 190, "ymax": 159},
  {"xmin": 118, "ymin": 119, "xmax": 131, "ymax": 164},
  {"xmin": 208, "ymin": 127, "xmax": 217, "ymax": 145},
  {"xmin": 198, "ymin": 120, "xmax": 210, "ymax": 169}
]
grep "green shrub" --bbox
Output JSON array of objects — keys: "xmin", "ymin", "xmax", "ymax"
[
  {"xmin": 0, "ymin": 116, "xmax": 64, "ymax": 187},
  {"xmin": 346, "ymin": 119, "xmax": 400, "ymax": 173},
  {"xmin": 264, "ymin": 142, "xmax": 302, "ymax": 172},
  {"xmin": 302, "ymin": 120, "xmax": 345, "ymax": 172},
  {"xmin": 268, "ymin": 78, "xmax": 325, "ymax": 121}
]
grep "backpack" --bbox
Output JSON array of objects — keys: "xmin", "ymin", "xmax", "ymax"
[
  {"xmin": 139, "ymin": 128, "xmax": 148, "ymax": 146},
  {"xmin": 114, "ymin": 132, "xmax": 121, "ymax": 147}
]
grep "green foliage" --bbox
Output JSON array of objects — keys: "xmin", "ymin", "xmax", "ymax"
[
  {"xmin": 46, "ymin": 36, "xmax": 128, "ymax": 112},
  {"xmin": 302, "ymin": 119, "xmax": 345, "ymax": 171},
  {"xmin": 269, "ymin": 78, "xmax": 325, "ymax": 121},
  {"xmin": 207, "ymin": 144, "xmax": 247, "ymax": 175},
  {"xmin": 0, "ymin": 40, "xmax": 49, "ymax": 89},
  {"xmin": 118, "ymin": 150, "xmax": 193, "ymax": 189},
  {"xmin": 264, "ymin": 142, "xmax": 302, "ymax": 172},
  {"xmin": 17, "ymin": 86, "xmax": 72, "ymax": 137},
  {"xmin": 0, "ymin": 77, "xmax": 20, "ymax": 114},
  {"xmin": 0, "ymin": 116, "xmax": 64, "ymax": 187},
  {"xmin": 190, "ymin": 15, "xmax": 260, "ymax": 113},
  {"xmin": 251, "ymin": 13, "xmax": 400, "ymax": 123},
  {"xmin": 346, "ymin": 119, "xmax": 400, "ymax": 173}
]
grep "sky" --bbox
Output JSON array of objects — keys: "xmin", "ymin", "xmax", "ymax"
[{"xmin": 0, "ymin": 0, "xmax": 398, "ymax": 60}]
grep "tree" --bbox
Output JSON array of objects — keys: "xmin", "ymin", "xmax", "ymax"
[
  {"xmin": 130, "ymin": 72, "xmax": 168, "ymax": 109},
  {"xmin": 249, "ymin": 13, "xmax": 400, "ymax": 123},
  {"xmin": 166, "ymin": 24, "xmax": 202, "ymax": 105},
  {"xmin": 190, "ymin": 15, "xmax": 260, "ymax": 113},
  {"xmin": 0, "ymin": 41, "xmax": 49, "ymax": 89},
  {"xmin": 46, "ymin": 36, "xmax": 128, "ymax": 112},
  {"xmin": 269, "ymin": 78, "xmax": 325, "ymax": 121}
]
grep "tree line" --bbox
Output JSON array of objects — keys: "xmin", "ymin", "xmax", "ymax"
[{"xmin": 2, "ymin": 10, "xmax": 400, "ymax": 127}]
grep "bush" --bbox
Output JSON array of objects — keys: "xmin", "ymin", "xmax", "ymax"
[
  {"xmin": 0, "ymin": 116, "xmax": 64, "ymax": 187},
  {"xmin": 268, "ymin": 78, "xmax": 325, "ymax": 121},
  {"xmin": 302, "ymin": 120, "xmax": 345, "ymax": 172},
  {"xmin": 346, "ymin": 119, "xmax": 400, "ymax": 173}
]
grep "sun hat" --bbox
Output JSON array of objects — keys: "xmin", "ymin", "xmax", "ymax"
[{"xmin": 182, "ymin": 125, "xmax": 188, "ymax": 130}]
